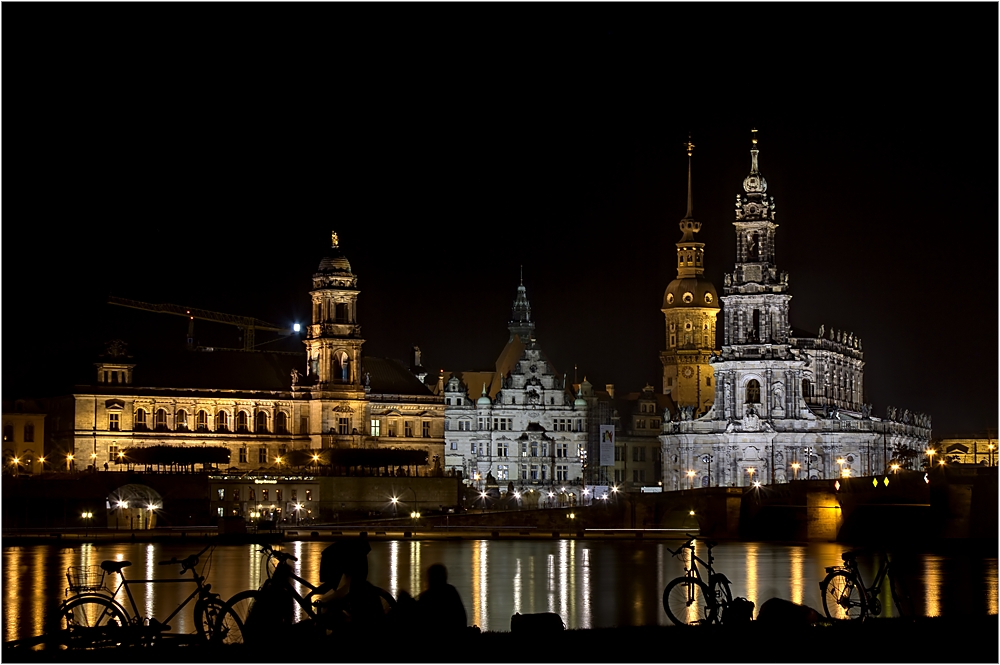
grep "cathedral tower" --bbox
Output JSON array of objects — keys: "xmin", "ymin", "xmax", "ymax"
[{"xmin": 660, "ymin": 137, "xmax": 720, "ymax": 412}]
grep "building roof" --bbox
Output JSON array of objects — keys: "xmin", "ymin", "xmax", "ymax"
[{"xmin": 362, "ymin": 357, "xmax": 433, "ymax": 396}]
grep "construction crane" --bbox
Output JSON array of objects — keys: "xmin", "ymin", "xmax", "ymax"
[{"xmin": 108, "ymin": 295, "xmax": 301, "ymax": 352}]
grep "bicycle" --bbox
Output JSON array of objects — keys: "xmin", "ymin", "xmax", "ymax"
[
  {"xmin": 662, "ymin": 535, "xmax": 734, "ymax": 625},
  {"xmin": 55, "ymin": 543, "xmax": 224, "ymax": 647},
  {"xmin": 213, "ymin": 543, "xmax": 397, "ymax": 645},
  {"xmin": 819, "ymin": 549, "xmax": 913, "ymax": 620}
]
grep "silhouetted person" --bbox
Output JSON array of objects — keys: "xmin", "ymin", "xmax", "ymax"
[
  {"xmin": 417, "ymin": 564, "xmax": 466, "ymax": 632},
  {"xmin": 314, "ymin": 537, "xmax": 395, "ymax": 632}
]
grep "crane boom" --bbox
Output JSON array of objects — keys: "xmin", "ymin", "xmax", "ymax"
[{"xmin": 108, "ymin": 296, "xmax": 293, "ymax": 351}]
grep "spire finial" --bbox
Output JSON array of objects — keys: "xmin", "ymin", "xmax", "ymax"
[
  {"xmin": 331, "ymin": 230, "xmax": 339, "ymax": 248},
  {"xmin": 520, "ymin": 265, "xmax": 523, "ymax": 286},
  {"xmin": 683, "ymin": 133, "xmax": 695, "ymax": 220}
]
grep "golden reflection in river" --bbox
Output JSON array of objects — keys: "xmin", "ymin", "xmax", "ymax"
[
  {"xmin": 657, "ymin": 545, "xmax": 667, "ymax": 626},
  {"xmin": 512, "ymin": 557, "xmax": 522, "ymax": 615},
  {"xmin": 5, "ymin": 548, "xmax": 20, "ymax": 642},
  {"xmin": 579, "ymin": 545, "xmax": 591, "ymax": 628},
  {"xmin": 248, "ymin": 543, "xmax": 262, "ymax": 591},
  {"xmin": 557, "ymin": 541, "xmax": 568, "ymax": 622},
  {"xmin": 631, "ymin": 547, "xmax": 646, "ymax": 626},
  {"xmin": 528, "ymin": 553, "xmax": 537, "ymax": 614},
  {"xmin": 546, "ymin": 552, "xmax": 555, "ymax": 613},
  {"xmin": 470, "ymin": 540, "xmax": 487, "ymax": 629},
  {"xmin": 789, "ymin": 546, "xmax": 805, "ymax": 605},
  {"xmin": 292, "ymin": 541, "xmax": 305, "ymax": 622},
  {"xmin": 743, "ymin": 542, "xmax": 759, "ymax": 608},
  {"xmin": 144, "ymin": 544, "xmax": 155, "ymax": 621},
  {"xmin": 32, "ymin": 548, "xmax": 47, "ymax": 639},
  {"xmin": 986, "ymin": 559, "xmax": 998, "ymax": 615},
  {"xmin": 388, "ymin": 540, "xmax": 400, "ymax": 598},
  {"xmin": 924, "ymin": 555, "xmax": 942, "ymax": 617},
  {"xmin": 409, "ymin": 540, "xmax": 420, "ymax": 596}
]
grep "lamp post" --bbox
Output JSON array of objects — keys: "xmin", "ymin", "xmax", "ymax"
[
  {"xmin": 702, "ymin": 455, "xmax": 713, "ymax": 488},
  {"xmin": 66, "ymin": 454, "xmax": 74, "ymax": 472},
  {"xmin": 294, "ymin": 502, "xmax": 303, "ymax": 525},
  {"xmin": 82, "ymin": 511, "xmax": 93, "ymax": 536},
  {"xmin": 746, "ymin": 467, "xmax": 755, "ymax": 487},
  {"xmin": 890, "ymin": 463, "xmax": 900, "ymax": 474},
  {"xmin": 988, "ymin": 443, "xmax": 995, "ymax": 467},
  {"xmin": 803, "ymin": 447, "xmax": 814, "ymax": 479},
  {"xmin": 837, "ymin": 457, "xmax": 846, "ymax": 478},
  {"xmin": 791, "ymin": 462, "xmax": 800, "ymax": 480},
  {"xmin": 11, "ymin": 457, "xmax": 19, "ymax": 477},
  {"xmin": 686, "ymin": 470, "xmax": 696, "ymax": 490},
  {"xmin": 925, "ymin": 448, "xmax": 936, "ymax": 470}
]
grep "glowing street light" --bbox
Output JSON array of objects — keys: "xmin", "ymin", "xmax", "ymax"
[
  {"xmin": 890, "ymin": 463, "xmax": 900, "ymax": 474},
  {"xmin": 746, "ymin": 467, "xmax": 756, "ymax": 486},
  {"xmin": 66, "ymin": 454, "xmax": 74, "ymax": 471},
  {"xmin": 791, "ymin": 462, "xmax": 800, "ymax": 480},
  {"xmin": 10, "ymin": 457, "xmax": 20, "ymax": 477},
  {"xmin": 925, "ymin": 448, "xmax": 937, "ymax": 470},
  {"xmin": 686, "ymin": 470, "xmax": 696, "ymax": 490},
  {"xmin": 837, "ymin": 457, "xmax": 845, "ymax": 476},
  {"xmin": 294, "ymin": 502, "xmax": 303, "ymax": 525}
]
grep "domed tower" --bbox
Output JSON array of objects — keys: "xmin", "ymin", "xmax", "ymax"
[
  {"xmin": 660, "ymin": 137, "xmax": 720, "ymax": 413},
  {"xmin": 303, "ymin": 231, "xmax": 366, "ymax": 393}
]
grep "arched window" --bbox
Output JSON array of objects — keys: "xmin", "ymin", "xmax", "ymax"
[
  {"xmin": 24, "ymin": 423, "xmax": 34, "ymax": 442},
  {"xmin": 255, "ymin": 411, "xmax": 268, "ymax": 434},
  {"xmin": 276, "ymin": 411, "xmax": 288, "ymax": 434},
  {"xmin": 216, "ymin": 411, "xmax": 229, "ymax": 432},
  {"xmin": 746, "ymin": 380, "xmax": 761, "ymax": 404},
  {"xmin": 334, "ymin": 351, "xmax": 350, "ymax": 383},
  {"xmin": 155, "ymin": 409, "xmax": 168, "ymax": 431},
  {"xmin": 135, "ymin": 409, "xmax": 148, "ymax": 431},
  {"xmin": 197, "ymin": 410, "xmax": 209, "ymax": 431},
  {"xmin": 236, "ymin": 411, "xmax": 250, "ymax": 433},
  {"xmin": 176, "ymin": 410, "xmax": 188, "ymax": 431}
]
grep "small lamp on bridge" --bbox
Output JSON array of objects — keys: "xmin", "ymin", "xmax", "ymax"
[{"xmin": 686, "ymin": 469, "xmax": 696, "ymax": 490}]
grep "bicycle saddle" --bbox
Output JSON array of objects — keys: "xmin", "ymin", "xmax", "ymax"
[{"xmin": 101, "ymin": 560, "xmax": 132, "ymax": 573}]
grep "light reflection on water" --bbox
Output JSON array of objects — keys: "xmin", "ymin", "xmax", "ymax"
[{"xmin": 2, "ymin": 540, "xmax": 997, "ymax": 640}]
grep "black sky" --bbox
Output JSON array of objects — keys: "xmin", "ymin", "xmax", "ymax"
[{"xmin": 3, "ymin": 3, "xmax": 997, "ymax": 438}]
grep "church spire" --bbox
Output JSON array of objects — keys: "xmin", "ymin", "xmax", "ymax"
[
  {"xmin": 683, "ymin": 134, "xmax": 695, "ymax": 221},
  {"xmin": 743, "ymin": 128, "xmax": 767, "ymax": 194},
  {"xmin": 508, "ymin": 272, "xmax": 535, "ymax": 342}
]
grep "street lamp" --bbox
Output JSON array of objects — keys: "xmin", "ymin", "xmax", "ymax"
[
  {"xmin": 82, "ymin": 511, "xmax": 93, "ymax": 535},
  {"xmin": 803, "ymin": 447, "xmax": 814, "ymax": 479},
  {"xmin": 837, "ymin": 457, "xmax": 845, "ymax": 477},
  {"xmin": 686, "ymin": 470, "xmax": 696, "ymax": 490},
  {"xmin": 746, "ymin": 467, "xmax": 756, "ymax": 486},
  {"xmin": 702, "ymin": 455, "xmax": 713, "ymax": 487},
  {"xmin": 791, "ymin": 462, "xmax": 800, "ymax": 480},
  {"xmin": 66, "ymin": 454, "xmax": 74, "ymax": 472},
  {"xmin": 890, "ymin": 463, "xmax": 900, "ymax": 474},
  {"xmin": 11, "ymin": 457, "xmax": 19, "ymax": 477},
  {"xmin": 988, "ymin": 443, "xmax": 995, "ymax": 467},
  {"xmin": 294, "ymin": 502, "xmax": 303, "ymax": 525},
  {"xmin": 925, "ymin": 448, "xmax": 936, "ymax": 470}
]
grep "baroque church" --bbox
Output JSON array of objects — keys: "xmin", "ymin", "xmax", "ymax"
[{"xmin": 658, "ymin": 132, "xmax": 931, "ymax": 490}]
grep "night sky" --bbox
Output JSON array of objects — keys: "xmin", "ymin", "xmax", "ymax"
[{"xmin": 3, "ymin": 4, "xmax": 997, "ymax": 438}]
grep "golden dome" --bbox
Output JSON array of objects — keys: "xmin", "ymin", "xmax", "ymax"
[{"xmin": 662, "ymin": 276, "xmax": 719, "ymax": 310}]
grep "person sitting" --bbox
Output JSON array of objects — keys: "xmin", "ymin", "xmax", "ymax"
[
  {"xmin": 416, "ymin": 564, "xmax": 466, "ymax": 632},
  {"xmin": 314, "ymin": 538, "xmax": 395, "ymax": 632}
]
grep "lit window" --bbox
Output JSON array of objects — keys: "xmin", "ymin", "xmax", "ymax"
[{"xmin": 370, "ymin": 419, "xmax": 381, "ymax": 436}]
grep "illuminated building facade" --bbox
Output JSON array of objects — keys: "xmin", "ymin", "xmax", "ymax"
[
  {"xmin": 660, "ymin": 138, "xmax": 720, "ymax": 413},
  {"xmin": 46, "ymin": 233, "xmax": 445, "ymax": 492},
  {"xmin": 440, "ymin": 279, "xmax": 587, "ymax": 490},
  {"xmin": 660, "ymin": 133, "xmax": 931, "ymax": 489},
  {"xmin": 1, "ymin": 400, "xmax": 46, "ymax": 475}
]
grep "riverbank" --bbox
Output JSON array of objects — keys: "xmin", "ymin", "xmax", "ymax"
[{"xmin": 3, "ymin": 615, "xmax": 998, "ymax": 663}]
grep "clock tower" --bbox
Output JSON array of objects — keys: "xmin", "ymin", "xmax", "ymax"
[{"xmin": 660, "ymin": 137, "xmax": 720, "ymax": 413}]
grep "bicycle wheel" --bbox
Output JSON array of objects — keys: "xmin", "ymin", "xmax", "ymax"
[
  {"xmin": 663, "ymin": 577, "xmax": 716, "ymax": 625},
  {"xmin": 194, "ymin": 595, "xmax": 226, "ymax": 641},
  {"xmin": 821, "ymin": 571, "xmax": 867, "ymax": 620},
  {"xmin": 58, "ymin": 596, "xmax": 129, "ymax": 648},
  {"xmin": 212, "ymin": 590, "xmax": 260, "ymax": 645}
]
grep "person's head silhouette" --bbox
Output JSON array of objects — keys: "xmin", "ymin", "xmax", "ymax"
[{"xmin": 428, "ymin": 563, "xmax": 448, "ymax": 588}]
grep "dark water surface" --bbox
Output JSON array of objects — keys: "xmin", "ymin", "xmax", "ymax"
[{"xmin": 3, "ymin": 540, "xmax": 997, "ymax": 641}]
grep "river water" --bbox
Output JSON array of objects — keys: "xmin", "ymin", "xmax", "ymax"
[{"xmin": 3, "ymin": 539, "xmax": 997, "ymax": 641}]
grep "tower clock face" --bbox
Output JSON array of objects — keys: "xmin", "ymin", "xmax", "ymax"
[{"xmin": 682, "ymin": 366, "xmax": 694, "ymax": 379}]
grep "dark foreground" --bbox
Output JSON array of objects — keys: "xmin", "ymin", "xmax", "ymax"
[{"xmin": 4, "ymin": 615, "xmax": 997, "ymax": 664}]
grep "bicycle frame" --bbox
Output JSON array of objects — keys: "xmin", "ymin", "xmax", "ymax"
[
  {"xmin": 260, "ymin": 547, "xmax": 324, "ymax": 621},
  {"xmin": 109, "ymin": 570, "xmax": 212, "ymax": 628}
]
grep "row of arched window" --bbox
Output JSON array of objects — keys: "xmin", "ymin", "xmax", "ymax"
[{"xmin": 132, "ymin": 408, "xmax": 290, "ymax": 434}]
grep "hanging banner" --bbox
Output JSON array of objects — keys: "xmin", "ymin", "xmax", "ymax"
[{"xmin": 599, "ymin": 425, "xmax": 615, "ymax": 466}]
